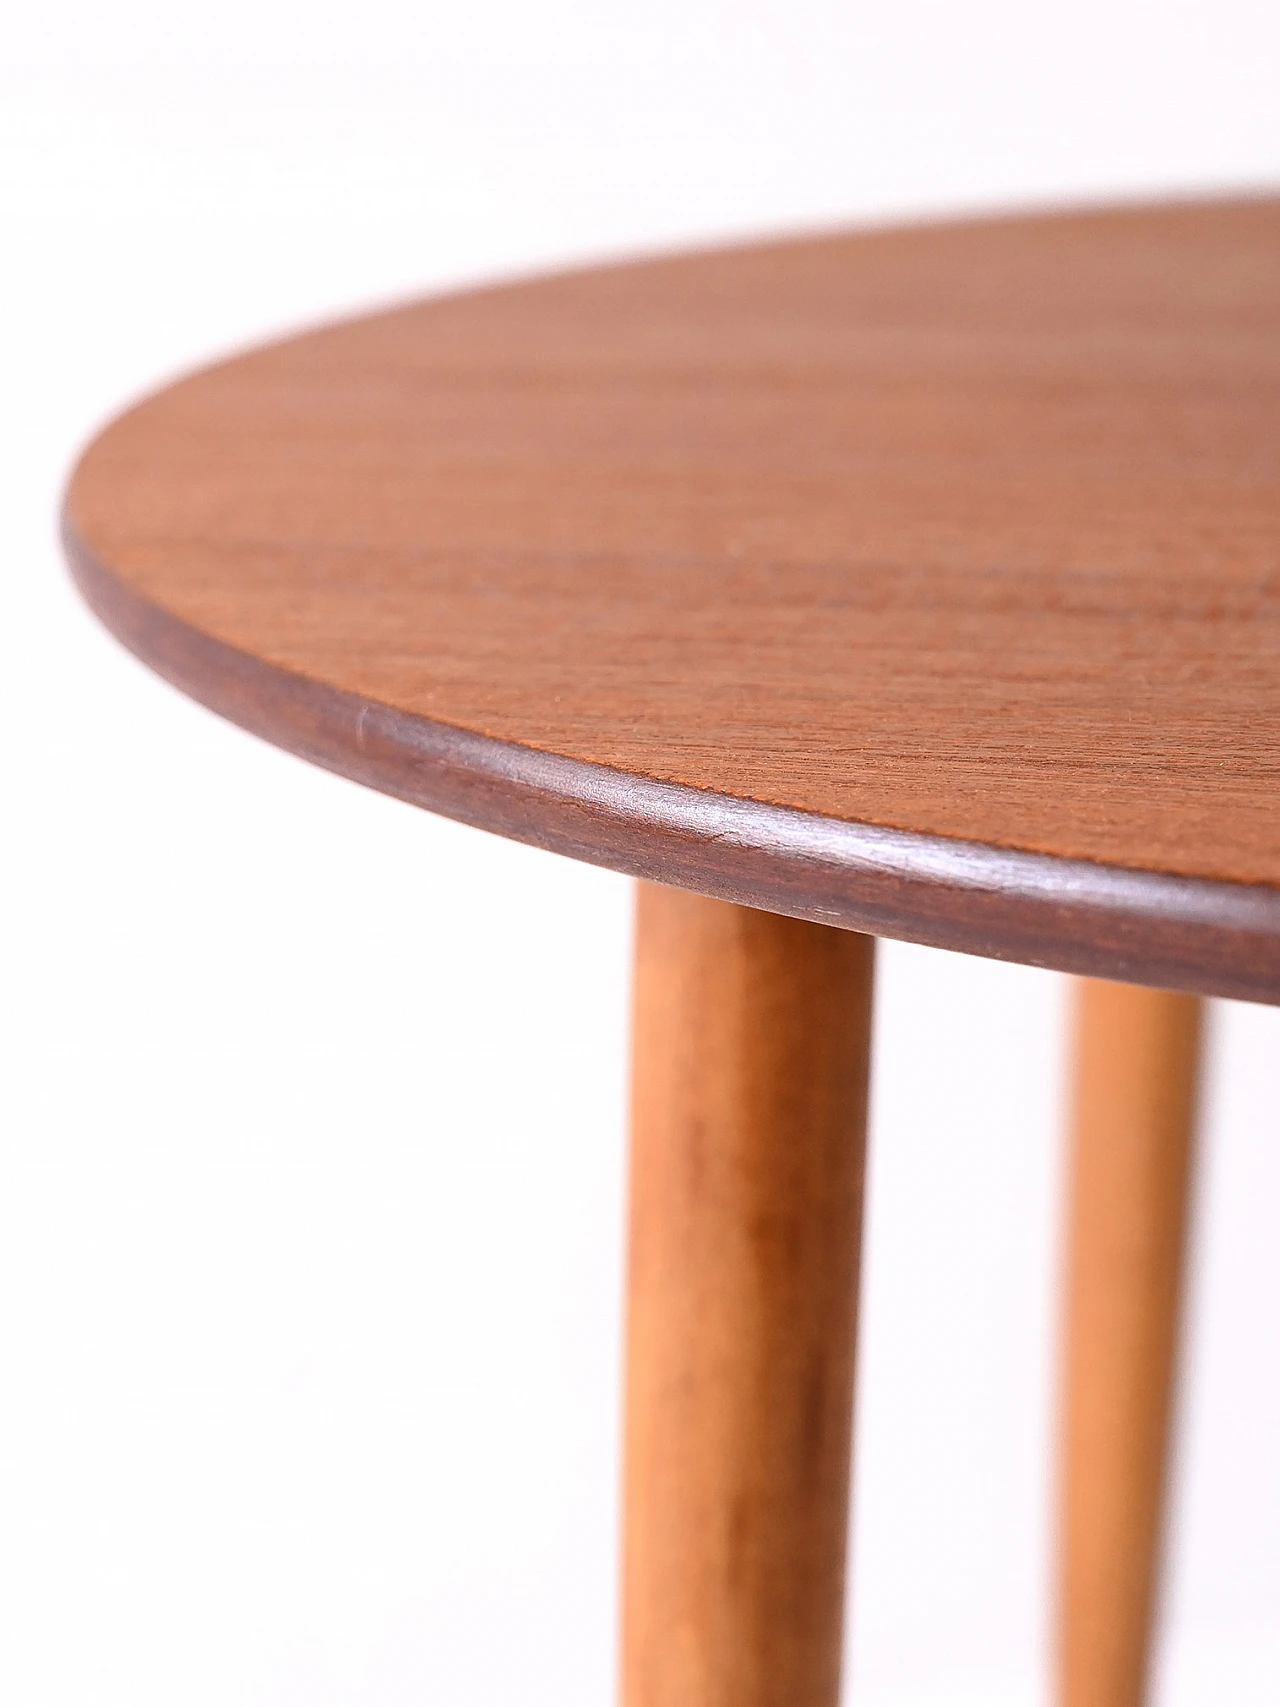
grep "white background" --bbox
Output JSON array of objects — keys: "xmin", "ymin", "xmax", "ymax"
[{"xmin": 3, "ymin": 4, "xmax": 1280, "ymax": 1703}]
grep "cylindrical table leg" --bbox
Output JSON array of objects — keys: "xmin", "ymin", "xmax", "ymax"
[
  {"xmin": 622, "ymin": 883, "xmax": 874, "ymax": 1707},
  {"xmin": 1060, "ymin": 978, "xmax": 1203, "ymax": 1707}
]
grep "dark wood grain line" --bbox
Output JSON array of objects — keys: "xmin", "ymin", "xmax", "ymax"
[{"xmin": 65, "ymin": 515, "xmax": 1280, "ymax": 1005}]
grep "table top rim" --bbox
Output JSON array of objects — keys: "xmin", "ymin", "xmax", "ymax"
[{"xmin": 64, "ymin": 514, "xmax": 1280, "ymax": 1004}]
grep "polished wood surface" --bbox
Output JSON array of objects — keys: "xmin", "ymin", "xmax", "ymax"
[
  {"xmin": 64, "ymin": 200, "xmax": 1280, "ymax": 1001},
  {"xmin": 624, "ymin": 885, "xmax": 873, "ymax": 1707},
  {"xmin": 1060, "ymin": 978, "xmax": 1202, "ymax": 1707}
]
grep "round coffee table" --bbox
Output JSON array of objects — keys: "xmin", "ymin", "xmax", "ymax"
[{"xmin": 64, "ymin": 198, "xmax": 1280, "ymax": 1707}]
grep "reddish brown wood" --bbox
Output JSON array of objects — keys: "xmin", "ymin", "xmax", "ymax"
[
  {"xmin": 63, "ymin": 199, "xmax": 1280, "ymax": 1000},
  {"xmin": 624, "ymin": 884, "xmax": 873, "ymax": 1707},
  {"xmin": 1060, "ymin": 979, "xmax": 1202, "ymax": 1707}
]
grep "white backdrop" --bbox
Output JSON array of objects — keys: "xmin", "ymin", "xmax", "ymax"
[{"xmin": 3, "ymin": 4, "xmax": 1279, "ymax": 1704}]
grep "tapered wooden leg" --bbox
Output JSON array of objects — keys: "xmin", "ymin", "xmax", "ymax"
[
  {"xmin": 1060, "ymin": 978, "xmax": 1203, "ymax": 1707},
  {"xmin": 622, "ymin": 883, "xmax": 874, "ymax": 1707}
]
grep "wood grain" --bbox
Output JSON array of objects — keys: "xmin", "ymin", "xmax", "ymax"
[
  {"xmin": 624, "ymin": 884, "xmax": 873, "ymax": 1707},
  {"xmin": 63, "ymin": 199, "xmax": 1280, "ymax": 1000},
  {"xmin": 1060, "ymin": 978, "xmax": 1202, "ymax": 1707}
]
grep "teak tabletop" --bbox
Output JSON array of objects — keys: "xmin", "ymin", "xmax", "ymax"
[
  {"xmin": 64, "ymin": 199, "xmax": 1278, "ymax": 1707},
  {"xmin": 65, "ymin": 199, "xmax": 1280, "ymax": 1003}
]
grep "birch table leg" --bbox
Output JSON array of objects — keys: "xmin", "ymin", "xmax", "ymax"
[
  {"xmin": 1060, "ymin": 978, "xmax": 1203, "ymax": 1707},
  {"xmin": 622, "ymin": 883, "xmax": 874, "ymax": 1707}
]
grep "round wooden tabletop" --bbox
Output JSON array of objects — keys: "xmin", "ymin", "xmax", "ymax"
[{"xmin": 64, "ymin": 200, "xmax": 1280, "ymax": 1002}]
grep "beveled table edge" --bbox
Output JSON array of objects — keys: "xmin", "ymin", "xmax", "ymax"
[{"xmin": 63, "ymin": 513, "xmax": 1280, "ymax": 1006}]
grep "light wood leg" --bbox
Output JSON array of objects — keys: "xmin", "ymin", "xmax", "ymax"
[
  {"xmin": 622, "ymin": 883, "xmax": 874, "ymax": 1707},
  {"xmin": 1060, "ymin": 978, "xmax": 1203, "ymax": 1707}
]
